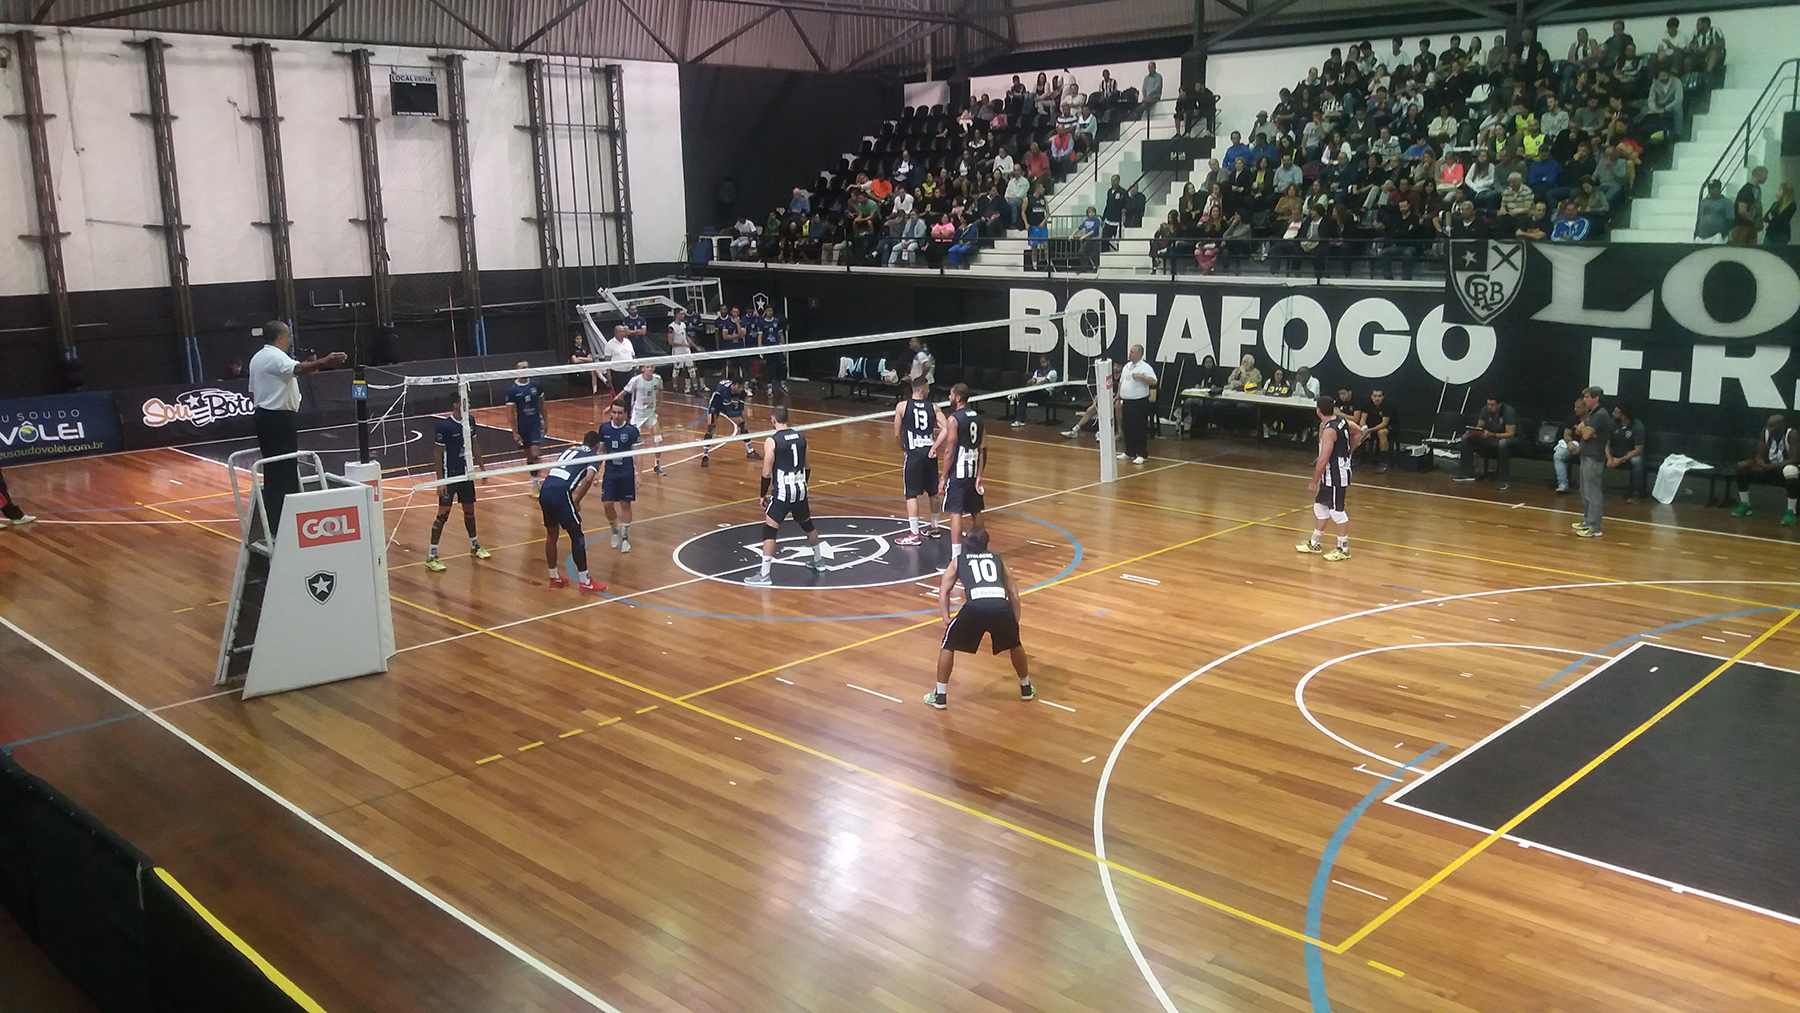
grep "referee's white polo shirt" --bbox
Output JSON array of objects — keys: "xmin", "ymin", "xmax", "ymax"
[
  {"xmin": 249, "ymin": 344, "xmax": 302, "ymax": 411},
  {"xmin": 1118, "ymin": 360, "xmax": 1156, "ymax": 401}
]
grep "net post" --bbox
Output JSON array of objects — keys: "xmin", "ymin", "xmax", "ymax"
[
  {"xmin": 458, "ymin": 375, "xmax": 477, "ymax": 477},
  {"xmin": 1096, "ymin": 358, "xmax": 1117, "ymax": 484}
]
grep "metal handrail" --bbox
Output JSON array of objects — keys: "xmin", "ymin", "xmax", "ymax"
[
  {"xmin": 1694, "ymin": 58, "xmax": 1800, "ymax": 223},
  {"xmin": 1047, "ymin": 107, "xmax": 1158, "ymax": 217}
]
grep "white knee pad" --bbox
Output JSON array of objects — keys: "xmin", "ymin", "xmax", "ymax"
[
  {"xmin": 1313, "ymin": 502, "xmax": 1331, "ymax": 520},
  {"xmin": 1784, "ymin": 464, "xmax": 1799, "ymax": 481},
  {"xmin": 1330, "ymin": 509, "xmax": 1349, "ymax": 525}
]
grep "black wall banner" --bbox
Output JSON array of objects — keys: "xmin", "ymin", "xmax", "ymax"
[
  {"xmin": 721, "ymin": 255, "xmax": 1795, "ymax": 442},
  {"xmin": 0, "ymin": 391, "xmax": 124, "ymax": 463},
  {"xmin": 118, "ymin": 381, "xmax": 258, "ymax": 450},
  {"xmin": 1445, "ymin": 241, "xmax": 1800, "ymax": 437}
]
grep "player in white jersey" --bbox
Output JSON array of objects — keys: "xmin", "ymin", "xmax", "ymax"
[
  {"xmin": 1297, "ymin": 395, "xmax": 1362, "ymax": 561},
  {"xmin": 668, "ymin": 308, "xmax": 704, "ymax": 394},
  {"xmin": 615, "ymin": 364, "xmax": 665, "ymax": 475}
]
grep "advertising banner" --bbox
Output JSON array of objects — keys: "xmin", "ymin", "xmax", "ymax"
[
  {"xmin": 0, "ymin": 391, "xmax": 123, "ymax": 463},
  {"xmin": 118, "ymin": 381, "xmax": 257, "ymax": 450},
  {"xmin": 1443, "ymin": 241, "xmax": 1800, "ymax": 433}
]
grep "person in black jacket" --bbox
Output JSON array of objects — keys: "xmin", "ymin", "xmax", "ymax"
[
  {"xmin": 1377, "ymin": 200, "xmax": 1432, "ymax": 280},
  {"xmin": 1102, "ymin": 174, "xmax": 1129, "ymax": 243}
]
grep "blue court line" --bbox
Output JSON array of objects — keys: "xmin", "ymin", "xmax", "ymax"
[
  {"xmin": 588, "ymin": 508, "xmax": 1084, "ymax": 622},
  {"xmin": 1304, "ymin": 744, "xmax": 1445, "ymax": 1013},
  {"xmin": 2, "ymin": 711, "xmax": 144, "ymax": 751},
  {"xmin": 1536, "ymin": 606, "xmax": 1785, "ymax": 688}
]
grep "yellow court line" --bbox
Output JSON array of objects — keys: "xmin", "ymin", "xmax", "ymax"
[
  {"xmin": 1366, "ymin": 960, "xmax": 1406, "ymax": 977},
  {"xmin": 1333, "ymin": 609, "xmax": 1799, "ymax": 953},
  {"xmin": 152, "ymin": 867, "xmax": 331, "ymax": 1013},
  {"xmin": 1056, "ymin": 485, "xmax": 1786, "ymax": 611}
]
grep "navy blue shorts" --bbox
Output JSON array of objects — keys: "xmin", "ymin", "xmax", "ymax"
[
  {"xmin": 518, "ymin": 422, "xmax": 544, "ymax": 448},
  {"xmin": 538, "ymin": 486, "xmax": 581, "ymax": 533},
  {"xmin": 438, "ymin": 480, "xmax": 475, "ymax": 507},
  {"xmin": 601, "ymin": 471, "xmax": 636, "ymax": 502}
]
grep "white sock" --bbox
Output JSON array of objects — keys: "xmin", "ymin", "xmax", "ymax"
[
  {"xmin": 811, "ymin": 543, "xmax": 821, "ymax": 559},
  {"xmin": 621, "ymin": 523, "xmax": 630, "ymax": 539},
  {"xmin": 1337, "ymin": 535, "xmax": 1349, "ymax": 550},
  {"xmin": 429, "ymin": 544, "xmax": 440, "ymax": 558},
  {"xmin": 1310, "ymin": 529, "xmax": 1322, "ymax": 546},
  {"xmin": 935, "ymin": 681, "xmax": 948, "ymax": 697},
  {"xmin": 1741, "ymin": 490, "xmax": 1752, "ymax": 504},
  {"xmin": 1790, "ymin": 498, "xmax": 1798, "ymax": 511},
  {"xmin": 951, "ymin": 543, "xmax": 962, "ymax": 558},
  {"xmin": 930, "ymin": 511, "xmax": 940, "ymax": 529},
  {"xmin": 760, "ymin": 552, "xmax": 773, "ymax": 577},
  {"xmin": 548, "ymin": 568, "xmax": 558, "ymax": 580},
  {"xmin": 577, "ymin": 570, "xmax": 590, "ymax": 583},
  {"xmin": 469, "ymin": 537, "xmax": 479, "ymax": 549},
  {"xmin": 909, "ymin": 516, "xmax": 920, "ymax": 535}
]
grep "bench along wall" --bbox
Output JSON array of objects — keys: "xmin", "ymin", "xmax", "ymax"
[{"xmin": 716, "ymin": 244, "xmax": 1799, "ymax": 448}]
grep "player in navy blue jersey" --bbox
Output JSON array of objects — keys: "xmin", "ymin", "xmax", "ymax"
[
  {"xmin": 935, "ymin": 383, "xmax": 987, "ymax": 559},
  {"xmin": 1297, "ymin": 395, "xmax": 1362, "ymax": 562},
  {"xmin": 700, "ymin": 378, "xmax": 756, "ymax": 468},
  {"xmin": 426, "ymin": 395, "xmax": 489, "ymax": 572},
  {"xmin": 923, "ymin": 526, "xmax": 1032, "ymax": 709},
  {"xmin": 597, "ymin": 402, "xmax": 640, "ymax": 554},
  {"xmin": 538, "ymin": 432, "xmax": 606, "ymax": 594},
  {"xmin": 744, "ymin": 405, "xmax": 823, "ymax": 586},
  {"xmin": 505, "ymin": 363, "xmax": 547, "ymax": 494}
]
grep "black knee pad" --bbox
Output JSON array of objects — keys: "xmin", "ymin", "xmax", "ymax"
[
  {"xmin": 798, "ymin": 518, "xmax": 816, "ymax": 534},
  {"xmin": 763, "ymin": 523, "xmax": 781, "ymax": 541}
]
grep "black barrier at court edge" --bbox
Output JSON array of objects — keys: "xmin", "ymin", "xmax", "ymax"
[
  {"xmin": 715, "ymin": 260, "xmax": 1798, "ymax": 448},
  {"xmin": 117, "ymin": 350, "xmax": 576, "ymax": 451},
  {"xmin": 0, "ymin": 753, "xmax": 306, "ymax": 1013},
  {"xmin": 0, "ymin": 391, "xmax": 124, "ymax": 463}
]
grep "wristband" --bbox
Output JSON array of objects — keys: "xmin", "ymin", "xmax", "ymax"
[{"xmin": 760, "ymin": 476, "xmax": 771, "ymax": 498}]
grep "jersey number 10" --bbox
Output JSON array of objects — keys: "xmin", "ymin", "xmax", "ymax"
[{"xmin": 969, "ymin": 557, "xmax": 999, "ymax": 583}]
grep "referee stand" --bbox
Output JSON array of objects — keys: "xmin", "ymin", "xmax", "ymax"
[{"xmin": 214, "ymin": 450, "xmax": 395, "ymax": 699}]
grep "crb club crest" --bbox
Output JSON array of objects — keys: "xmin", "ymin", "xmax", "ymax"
[
  {"xmin": 305, "ymin": 571, "xmax": 338, "ymax": 605},
  {"xmin": 751, "ymin": 292, "xmax": 770, "ymax": 314},
  {"xmin": 1450, "ymin": 240, "xmax": 1525, "ymax": 323}
]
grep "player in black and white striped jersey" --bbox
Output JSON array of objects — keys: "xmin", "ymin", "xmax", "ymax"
[
  {"xmin": 744, "ymin": 405, "xmax": 824, "ymax": 586},
  {"xmin": 1297, "ymin": 395, "xmax": 1362, "ymax": 562},
  {"xmin": 893, "ymin": 375, "xmax": 943, "ymax": 545},
  {"xmin": 935, "ymin": 383, "xmax": 986, "ymax": 559}
]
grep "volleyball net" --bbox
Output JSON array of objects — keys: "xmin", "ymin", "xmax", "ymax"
[{"xmin": 398, "ymin": 313, "xmax": 1102, "ymax": 492}]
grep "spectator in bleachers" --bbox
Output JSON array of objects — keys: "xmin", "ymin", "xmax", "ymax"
[
  {"xmin": 1376, "ymin": 199, "xmax": 1433, "ymax": 279},
  {"xmin": 891, "ymin": 185, "xmax": 915, "ymax": 217},
  {"xmin": 1563, "ymin": 27, "xmax": 1601, "ymax": 91},
  {"xmin": 976, "ymin": 184, "xmax": 1007, "ymax": 237},
  {"xmin": 1526, "ymin": 147, "xmax": 1561, "ymax": 198},
  {"xmin": 1593, "ymin": 144, "xmax": 1631, "ymax": 206},
  {"xmin": 1126, "ymin": 182, "xmax": 1147, "ymax": 228},
  {"xmin": 1096, "ymin": 70, "xmax": 1118, "ymax": 108},
  {"xmin": 788, "ymin": 188, "xmax": 811, "ymax": 216},
  {"xmin": 1222, "ymin": 131, "xmax": 1250, "ymax": 170},
  {"xmin": 992, "ymin": 146, "xmax": 1015, "ymax": 179},
  {"xmin": 1003, "ymin": 166, "xmax": 1029, "ymax": 226},
  {"xmin": 1071, "ymin": 207, "xmax": 1102, "ymax": 271},
  {"xmin": 1141, "ymin": 62, "xmax": 1163, "ymax": 109},
  {"xmin": 887, "ymin": 211, "xmax": 926, "ymax": 267},
  {"xmin": 1550, "ymin": 201, "xmax": 1591, "ymax": 243},
  {"xmin": 1499, "ymin": 171, "xmax": 1535, "ymax": 230},
  {"xmin": 1074, "ymin": 103, "xmax": 1098, "ymax": 144},
  {"xmin": 1573, "ymin": 178, "xmax": 1610, "ymax": 222},
  {"xmin": 1643, "ymin": 68, "xmax": 1684, "ymax": 138},
  {"xmin": 1765, "ymin": 183, "xmax": 1795, "ymax": 246},
  {"xmin": 1514, "ymin": 201, "xmax": 1550, "ymax": 240},
  {"xmin": 1274, "ymin": 153, "xmax": 1304, "ymax": 193},
  {"xmin": 730, "ymin": 216, "xmax": 758, "ymax": 260},
  {"xmin": 1103, "ymin": 174, "xmax": 1128, "ymax": 241},
  {"xmin": 894, "ymin": 150, "xmax": 917, "ymax": 188},
  {"xmin": 1024, "ymin": 141, "xmax": 1050, "ymax": 181},
  {"xmin": 1733, "ymin": 166, "xmax": 1769, "ymax": 245},
  {"xmin": 1048, "ymin": 127, "xmax": 1076, "ymax": 172},
  {"xmin": 1601, "ymin": 19, "xmax": 1634, "ymax": 66},
  {"xmin": 1428, "ymin": 106, "xmax": 1459, "ymax": 145},
  {"xmin": 946, "ymin": 215, "xmax": 981, "ymax": 268},
  {"xmin": 1607, "ymin": 403, "xmax": 1648, "ymax": 503},
  {"xmin": 761, "ymin": 210, "xmax": 783, "ymax": 260},
  {"xmin": 1653, "ymin": 18, "xmax": 1684, "ymax": 73},
  {"xmin": 874, "ymin": 209, "xmax": 906, "ymax": 264}
]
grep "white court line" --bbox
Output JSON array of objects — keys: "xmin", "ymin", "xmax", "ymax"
[
  {"xmin": 1701, "ymin": 636, "xmax": 1727, "ymax": 642},
  {"xmin": 1352, "ymin": 765, "xmax": 1404, "ymax": 782},
  {"xmin": 774, "ymin": 677, "xmax": 794, "ymax": 685},
  {"xmin": 1040, "ymin": 700, "xmax": 1076, "ymax": 713},
  {"xmin": 1119, "ymin": 574, "xmax": 1161, "ymax": 585},
  {"xmin": 0, "ymin": 615, "xmax": 625, "ymax": 1013},
  {"xmin": 1386, "ymin": 797, "xmax": 1800, "ymax": 931},
  {"xmin": 1093, "ymin": 580, "xmax": 1800, "ymax": 1013},
  {"xmin": 1294, "ymin": 642, "xmax": 1614, "ymax": 767},
  {"xmin": 1331, "ymin": 879, "xmax": 1389, "ymax": 900},
  {"xmin": 1723, "ymin": 630, "xmax": 1753, "ymax": 637},
  {"xmin": 845, "ymin": 683, "xmax": 902, "ymax": 703}
]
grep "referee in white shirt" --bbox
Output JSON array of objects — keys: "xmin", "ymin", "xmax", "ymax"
[
  {"xmin": 248, "ymin": 321, "xmax": 345, "ymax": 531},
  {"xmin": 1117, "ymin": 344, "xmax": 1158, "ymax": 464}
]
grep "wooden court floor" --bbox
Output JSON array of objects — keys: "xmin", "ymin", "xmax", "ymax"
[{"xmin": 2, "ymin": 389, "xmax": 1799, "ymax": 1013}]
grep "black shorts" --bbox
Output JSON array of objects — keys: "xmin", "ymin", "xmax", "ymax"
[
  {"xmin": 539, "ymin": 486, "xmax": 581, "ymax": 533},
  {"xmin": 766, "ymin": 497, "xmax": 813, "ymax": 527},
  {"xmin": 903, "ymin": 452, "xmax": 940, "ymax": 499},
  {"xmin": 1315, "ymin": 482, "xmax": 1347, "ymax": 513},
  {"xmin": 601, "ymin": 471, "xmax": 636, "ymax": 503},
  {"xmin": 438, "ymin": 480, "xmax": 475, "ymax": 507},
  {"xmin": 943, "ymin": 477, "xmax": 983, "ymax": 516},
  {"xmin": 941, "ymin": 600, "xmax": 1022, "ymax": 654}
]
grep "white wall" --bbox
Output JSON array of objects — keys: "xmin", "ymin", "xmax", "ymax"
[
  {"xmin": 0, "ymin": 24, "xmax": 687, "ymax": 300},
  {"xmin": 1204, "ymin": 5, "xmax": 1800, "ymax": 142}
]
